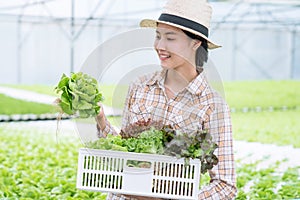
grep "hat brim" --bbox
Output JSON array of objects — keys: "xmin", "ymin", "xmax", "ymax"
[{"xmin": 140, "ymin": 19, "xmax": 221, "ymax": 50}]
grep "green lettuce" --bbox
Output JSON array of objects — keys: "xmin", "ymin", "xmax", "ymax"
[
  {"xmin": 54, "ymin": 72, "xmax": 103, "ymax": 118},
  {"xmin": 87, "ymin": 126, "xmax": 218, "ymax": 174}
]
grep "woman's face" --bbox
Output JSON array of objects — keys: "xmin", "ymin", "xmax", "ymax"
[{"xmin": 154, "ymin": 23, "xmax": 197, "ymax": 70}]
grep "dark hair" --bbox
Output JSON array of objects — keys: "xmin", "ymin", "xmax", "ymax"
[{"xmin": 182, "ymin": 30, "xmax": 208, "ymax": 67}]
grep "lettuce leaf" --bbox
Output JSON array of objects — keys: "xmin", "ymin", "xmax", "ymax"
[{"xmin": 54, "ymin": 72, "xmax": 103, "ymax": 118}]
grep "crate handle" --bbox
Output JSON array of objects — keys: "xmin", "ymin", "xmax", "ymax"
[{"xmin": 126, "ymin": 159, "xmax": 152, "ymax": 169}]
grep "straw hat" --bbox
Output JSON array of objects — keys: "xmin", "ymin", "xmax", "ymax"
[{"xmin": 140, "ymin": 0, "xmax": 221, "ymax": 49}]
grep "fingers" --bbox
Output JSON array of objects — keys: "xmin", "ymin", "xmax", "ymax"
[
  {"xmin": 134, "ymin": 118, "xmax": 151, "ymax": 126},
  {"xmin": 53, "ymin": 98, "xmax": 61, "ymax": 105},
  {"xmin": 95, "ymin": 102, "xmax": 107, "ymax": 133},
  {"xmin": 96, "ymin": 102, "xmax": 105, "ymax": 119},
  {"xmin": 53, "ymin": 98, "xmax": 63, "ymax": 113}
]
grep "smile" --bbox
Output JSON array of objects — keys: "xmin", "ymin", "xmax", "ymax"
[{"xmin": 159, "ymin": 53, "xmax": 171, "ymax": 61}]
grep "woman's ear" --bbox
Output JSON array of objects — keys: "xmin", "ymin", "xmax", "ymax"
[{"xmin": 193, "ymin": 40, "xmax": 202, "ymax": 51}]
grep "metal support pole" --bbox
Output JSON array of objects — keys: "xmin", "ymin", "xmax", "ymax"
[
  {"xmin": 290, "ymin": 29, "xmax": 296, "ymax": 79},
  {"xmin": 70, "ymin": 0, "xmax": 75, "ymax": 73},
  {"xmin": 70, "ymin": 0, "xmax": 105, "ymax": 73},
  {"xmin": 16, "ymin": 0, "xmax": 30, "ymax": 84},
  {"xmin": 232, "ymin": 27, "xmax": 237, "ymax": 81},
  {"xmin": 73, "ymin": 0, "xmax": 106, "ymax": 41},
  {"xmin": 17, "ymin": 17, "xmax": 22, "ymax": 83}
]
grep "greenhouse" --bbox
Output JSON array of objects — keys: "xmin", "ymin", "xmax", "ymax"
[
  {"xmin": 0, "ymin": 0, "xmax": 299, "ymax": 199},
  {"xmin": 0, "ymin": 0, "xmax": 300, "ymax": 84}
]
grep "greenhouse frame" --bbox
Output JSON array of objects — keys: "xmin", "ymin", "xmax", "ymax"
[{"xmin": 0, "ymin": 0, "xmax": 299, "ymax": 84}]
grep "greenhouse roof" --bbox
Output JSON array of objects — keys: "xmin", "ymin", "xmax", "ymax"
[{"xmin": 0, "ymin": 0, "xmax": 299, "ymax": 29}]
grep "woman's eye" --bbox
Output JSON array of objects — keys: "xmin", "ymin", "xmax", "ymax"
[
  {"xmin": 167, "ymin": 38, "xmax": 175, "ymax": 41},
  {"xmin": 155, "ymin": 35, "xmax": 161, "ymax": 40}
]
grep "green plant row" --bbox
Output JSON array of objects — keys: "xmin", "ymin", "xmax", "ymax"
[
  {"xmin": 0, "ymin": 124, "xmax": 299, "ymax": 199},
  {"xmin": 0, "ymin": 94, "xmax": 57, "ymax": 115},
  {"xmin": 1, "ymin": 84, "xmax": 58, "ymax": 97},
  {"xmin": 234, "ymin": 159, "xmax": 300, "ymax": 200},
  {"xmin": 0, "ymin": 125, "xmax": 106, "ymax": 200},
  {"xmin": 223, "ymin": 80, "xmax": 300, "ymax": 109},
  {"xmin": 200, "ymin": 159, "xmax": 300, "ymax": 200},
  {"xmin": 231, "ymin": 110, "xmax": 300, "ymax": 148}
]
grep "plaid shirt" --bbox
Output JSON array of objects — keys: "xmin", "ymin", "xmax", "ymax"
[{"xmin": 102, "ymin": 69, "xmax": 237, "ymax": 200}]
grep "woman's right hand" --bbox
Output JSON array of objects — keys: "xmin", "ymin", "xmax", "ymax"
[
  {"xmin": 95, "ymin": 102, "xmax": 107, "ymax": 132},
  {"xmin": 96, "ymin": 102, "xmax": 105, "ymax": 119}
]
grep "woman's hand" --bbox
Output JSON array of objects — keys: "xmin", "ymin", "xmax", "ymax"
[
  {"xmin": 53, "ymin": 98, "xmax": 61, "ymax": 105},
  {"xmin": 134, "ymin": 118, "xmax": 151, "ymax": 126},
  {"xmin": 53, "ymin": 98, "xmax": 63, "ymax": 113},
  {"xmin": 95, "ymin": 102, "xmax": 107, "ymax": 132},
  {"xmin": 96, "ymin": 102, "xmax": 105, "ymax": 119}
]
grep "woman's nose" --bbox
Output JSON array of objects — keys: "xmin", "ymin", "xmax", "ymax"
[{"xmin": 155, "ymin": 39, "xmax": 166, "ymax": 50}]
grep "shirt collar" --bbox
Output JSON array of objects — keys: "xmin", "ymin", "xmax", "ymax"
[{"xmin": 146, "ymin": 69, "xmax": 167, "ymax": 87}]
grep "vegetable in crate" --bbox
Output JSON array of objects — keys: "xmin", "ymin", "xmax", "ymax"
[
  {"xmin": 54, "ymin": 72, "xmax": 103, "ymax": 118},
  {"xmin": 87, "ymin": 122, "xmax": 218, "ymax": 174},
  {"xmin": 163, "ymin": 129, "xmax": 218, "ymax": 174}
]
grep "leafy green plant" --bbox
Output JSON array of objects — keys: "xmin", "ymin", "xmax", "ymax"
[
  {"xmin": 1, "ymin": 123, "xmax": 299, "ymax": 199},
  {"xmin": 54, "ymin": 72, "xmax": 103, "ymax": 118},
  {"xmin": 0, "ymin": 125, "xmax": 107, "ymax": 199},
  {"xmin": 235, "ymin": 158, "xmax": 300, "ymax": 200},
  {"xmin": 87, "ymin": 126, "xmax": 218, "ymax": 174}
]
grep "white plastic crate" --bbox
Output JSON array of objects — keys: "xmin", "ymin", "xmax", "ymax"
[{"xmin": 76, "ymin": 148, "xmax": 201, "ymax": 200}]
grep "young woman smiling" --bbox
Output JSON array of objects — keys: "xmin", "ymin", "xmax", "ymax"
[{"xmin": 96, "ymin": 0, "xmax": 237, "ymax": 199}]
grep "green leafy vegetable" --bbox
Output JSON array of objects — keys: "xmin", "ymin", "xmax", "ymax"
[
  {"xmin": 163, "ymin": 129, "xmax": 218, "ymax": 174},
  {"xmin": 54, "ymin": 72, "xmax": 103, "ymax": 118},
  {"xmin": 2, "ymin": 121, "xmax": 299, "ymax": 199},
  {"xmin": 87, "ymin": 125, "xmax": 218, "ymax": 174},
  {"xmin": 87, "ymin": 128, "xmax": 165, "ymax": 155},
  {"xmin": 123, "ymin": 128, "xmax": 165, "ymax": 154}
]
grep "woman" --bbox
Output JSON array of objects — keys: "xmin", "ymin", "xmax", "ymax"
[{"xmin": 96, "ymin": 0, "xmax": 237, "ymax": 199}]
